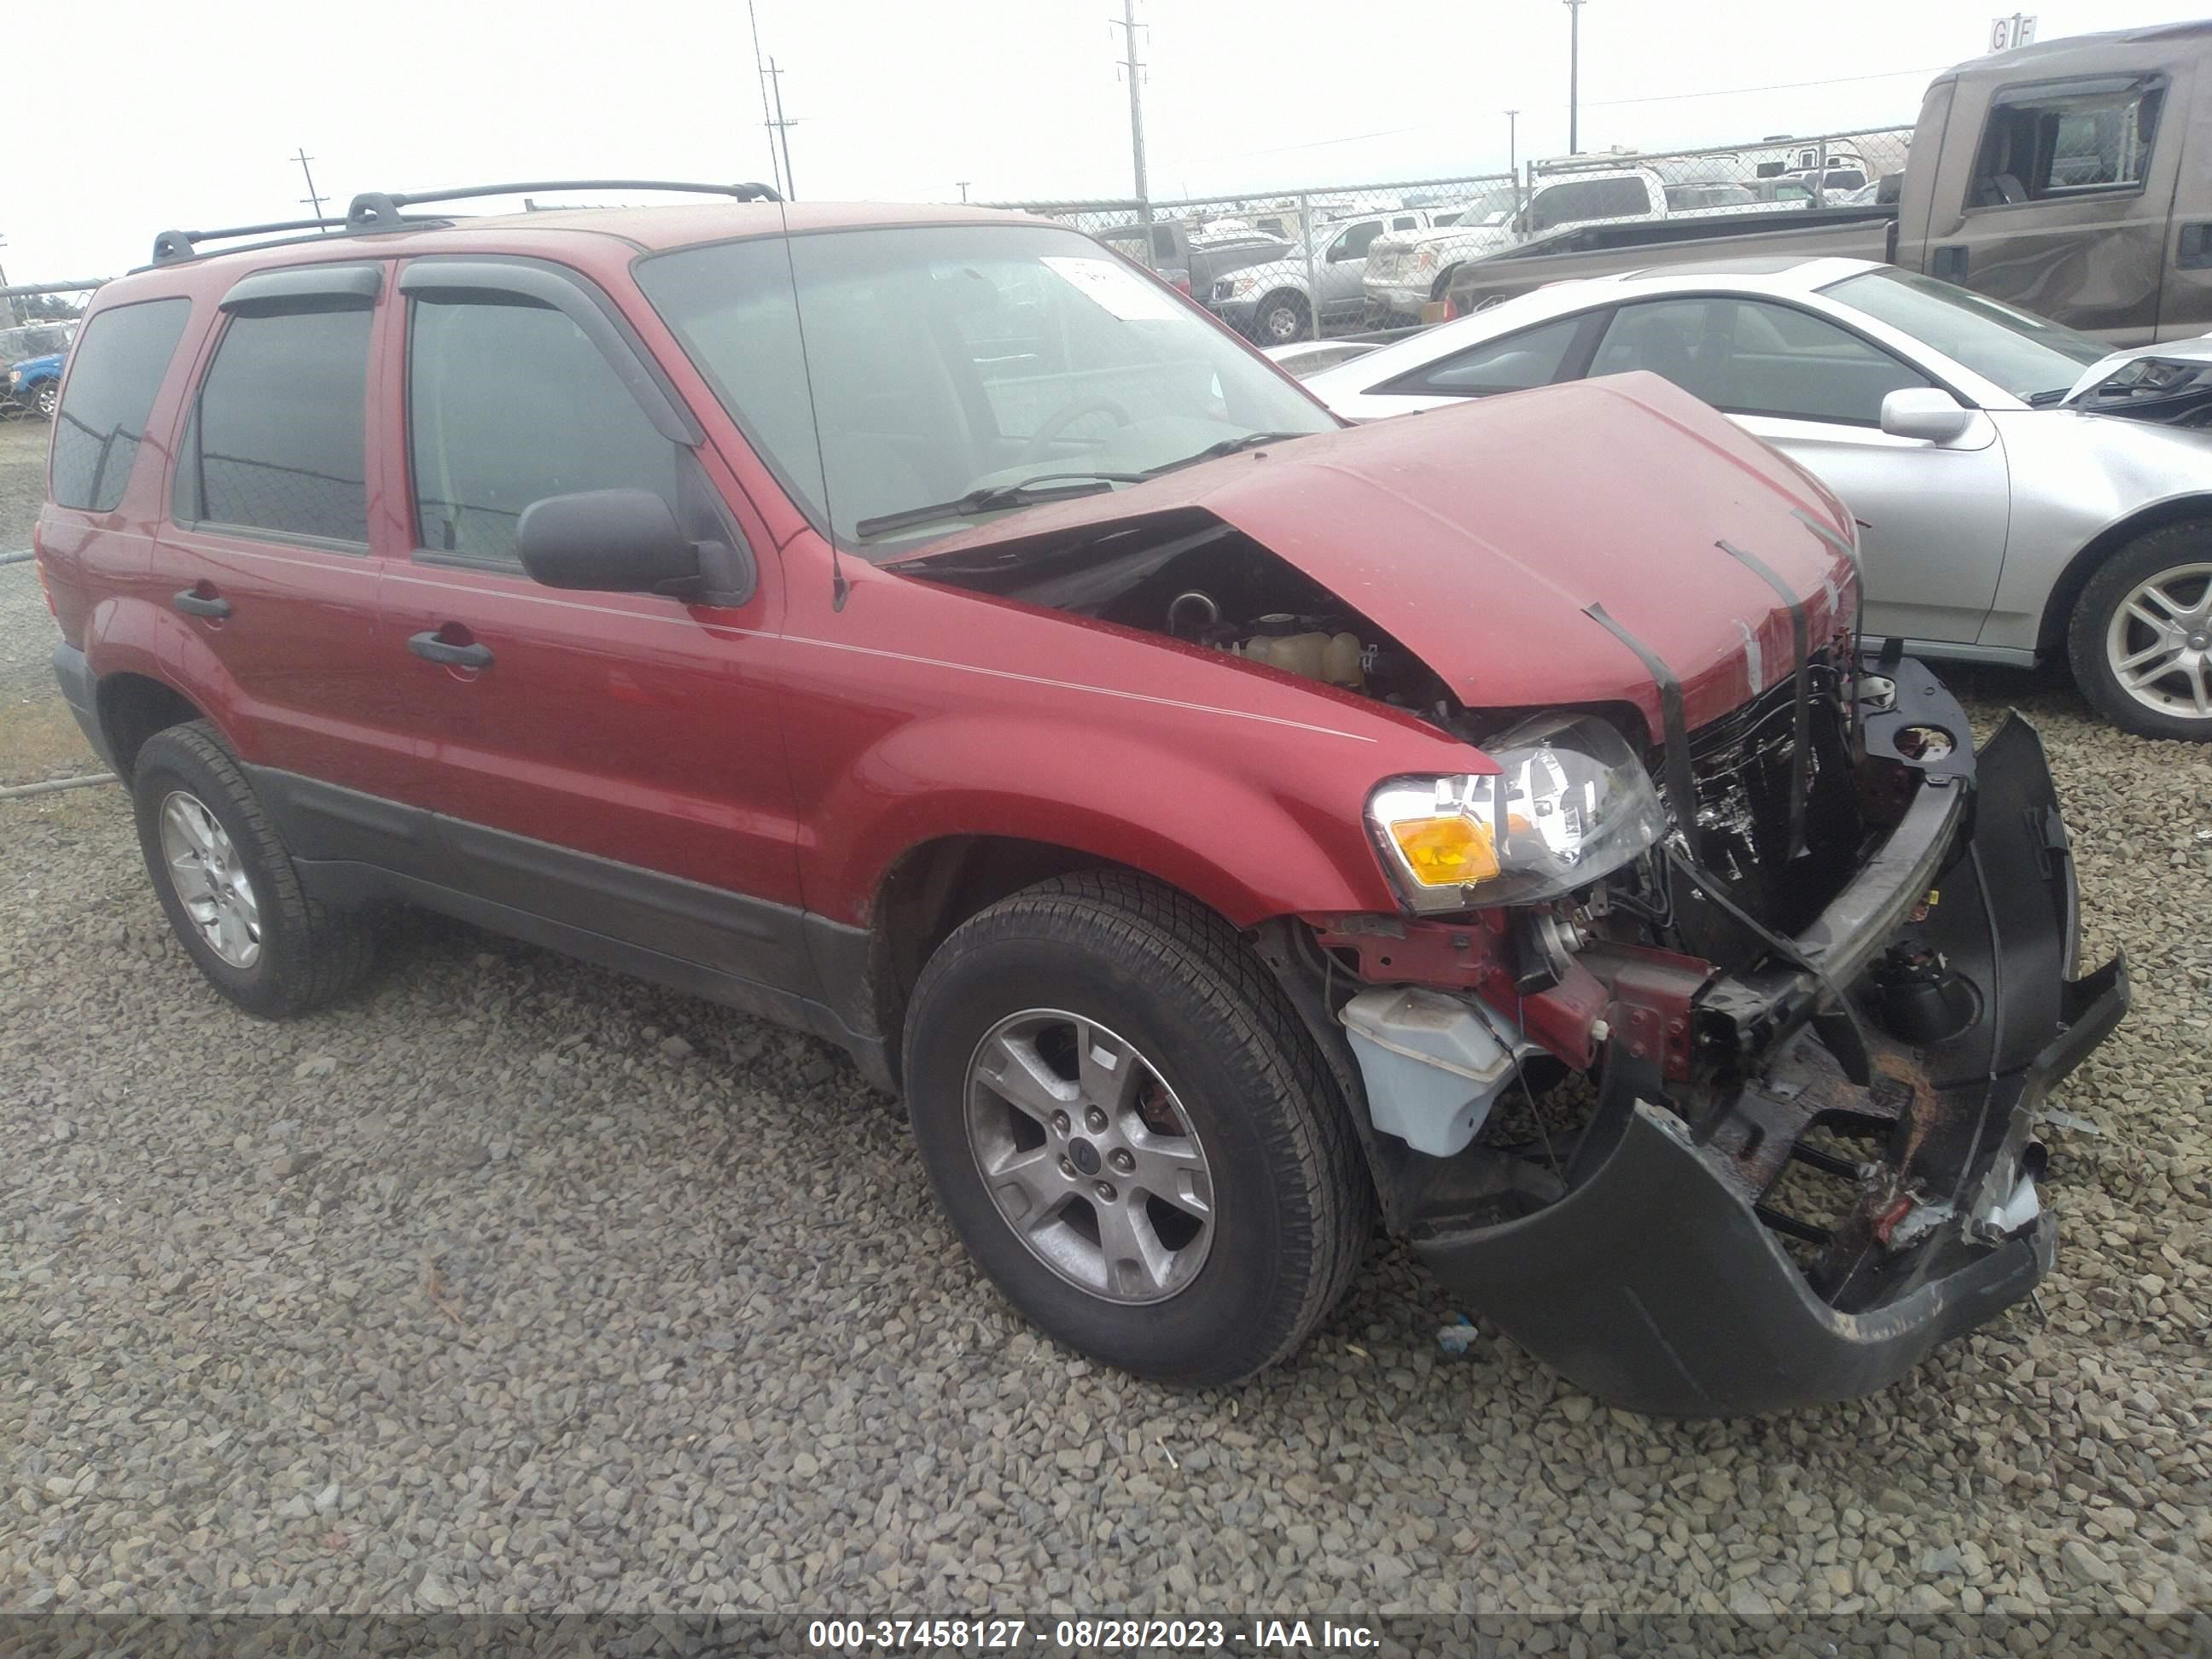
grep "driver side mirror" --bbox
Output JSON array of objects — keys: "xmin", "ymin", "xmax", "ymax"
[
  {"xmin": 1880, "ymin": 388, "xmax": 1976, "ymax": 444},
  {"xmin": 518, "ymin": 489, "xmax": 702, "ymax": 595}
]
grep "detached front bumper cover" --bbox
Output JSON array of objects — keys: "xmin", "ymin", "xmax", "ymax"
[{"xmin": 1412, "ymin": 701, "xmax": 2127, "ymax": 1417}]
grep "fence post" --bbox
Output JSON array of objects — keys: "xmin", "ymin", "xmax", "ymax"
[{"xmin": 1298, "ymin": 192, "xmax": 1320, "ymax": 341}]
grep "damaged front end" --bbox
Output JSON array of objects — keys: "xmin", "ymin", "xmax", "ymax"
[{"xmin": 1309, "ymin": 656, "xmax": 2128, "ymax": 1417}]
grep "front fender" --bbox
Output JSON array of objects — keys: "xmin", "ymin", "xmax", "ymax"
[{"xmin": 818, "ymin": 712, "xmax": 1402, "ymax": 928}]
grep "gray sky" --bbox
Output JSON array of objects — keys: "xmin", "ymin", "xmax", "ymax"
[{"xmin": 5, "ymin": 0, "xmax": 2204, "ymax": 281}]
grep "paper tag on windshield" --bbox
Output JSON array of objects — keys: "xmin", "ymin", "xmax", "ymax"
[{"xmin": 1041, "ymin": 256, "xmax": 1182, "ymax": 322}]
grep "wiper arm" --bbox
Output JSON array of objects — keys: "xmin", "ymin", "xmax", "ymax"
[
  {"xmin": 852, "ymin": 472, "xmax": 1146, "ymax": 541},
  {"xmin": 1142, "ymin": 429, "xmax": 1313, "ymax": 477},
  {"xmin": 2024, "ymin": 387, "xmax": 2073, "ymax": 406}
]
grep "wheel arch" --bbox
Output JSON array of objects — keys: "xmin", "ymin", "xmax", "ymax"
[
  {"xmin": 96, "ymin": 672, "xmax": 207, "ymax": 783},
  {"xmin": 859, "ymin": 834, "xmax": 1150, "ymax": 1091},
  {"xmin": 2036, "ymin": 494, "xmax": 2212, "ymax": 661}
]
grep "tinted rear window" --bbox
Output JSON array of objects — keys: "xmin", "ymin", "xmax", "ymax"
[
  {"xmin": 176, "ymin": 308, "xmax": 372, "ymax": 544},
  {"xmin": 50, "ymin": 298, "xmax": 191, "ymax": 512}
]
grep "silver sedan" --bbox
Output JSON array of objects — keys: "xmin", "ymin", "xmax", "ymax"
[{"xmin": 1297, "ymin": 257, "xmax": 2212, "ymax": 739}]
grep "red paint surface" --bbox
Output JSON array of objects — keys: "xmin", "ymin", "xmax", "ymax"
[{"xmin": 42, "ymin": 208, "xmax": 1857, "ymax": 944}]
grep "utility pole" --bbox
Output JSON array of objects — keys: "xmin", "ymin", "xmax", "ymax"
[
  {"xmin": 1563, "ymin": 0, "xmax": 1585, "ymax": 154},
  {"xmin": 765, "ymin": 57, "xmax": 798, "ymax": 201},
  {"xmin": 1110, "ymin": 0, "xmax": 1150, "ymax": 218},
  {"xmin": 956, "ymin": 181, "xmax": 970, "ymax": 202},
  {"xmin": 292, "ymin": 148, "xmax": 329, "ymax": 227},
  {"xmin": 744, "ymin": 0, "xmax": 784, "ymax": 195},
  {"xmin": 1504, "ymin": 109, "xmax": 1518, "ymax": 175}
]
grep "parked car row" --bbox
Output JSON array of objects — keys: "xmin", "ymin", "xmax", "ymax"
[{"xmin": 1362, "ymin": 168, "xmax": 1813, "ymax": 328}]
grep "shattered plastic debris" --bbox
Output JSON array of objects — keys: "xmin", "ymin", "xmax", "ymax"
[
  {"xmin": 1437, "ymin": 1317, "xmax": 1480, "ymax": 1356},
  {"xmin": 2040, "ymin": 1105, "xmax": 2104, "ymax": 1136}
]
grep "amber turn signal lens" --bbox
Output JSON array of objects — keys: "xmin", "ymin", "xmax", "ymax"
[{"xmin": 1387, "ymin": 815, "xmax": 1500, "ymax": 888}]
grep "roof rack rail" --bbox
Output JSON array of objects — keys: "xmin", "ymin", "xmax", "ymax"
[
  {"xmin": 151, "ymin": 217, "xmax": 348, "ymax": 266},
  {"xmin": 146, "ymin": 181, "xmax": 783, "ymax": 270},
  {"xmin": 346, "ymin": 178, "xmax": 782, "ymax": 230}
]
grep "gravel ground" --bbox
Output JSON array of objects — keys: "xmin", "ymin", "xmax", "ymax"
[{"xmin": 2, "ymin": 415, "xmax": 2208, "ymax": 1630}]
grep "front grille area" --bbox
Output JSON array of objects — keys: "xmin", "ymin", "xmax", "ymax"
[{"xmin": 1664, "ymin": 649, "xmax": 1861, "ymax": 935}]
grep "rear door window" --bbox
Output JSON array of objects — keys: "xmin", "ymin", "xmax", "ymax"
[
  {"xmin": 406, "ymin": 296, "xmax": 684, "ymax": 565},
  {"xmin": 175, "ymin": 308, "xmax": 372, "ymax": 544},
  {"xmin": 1971, "ymin": 78, "xmax": 2163, "ymax": 203},
  {"xmin": 1380, "ymin": 314, "xmax": 1589, "ymax": 396},
  {"xmin": 49, "ymin": 298, "xmax": 191, "ymax": 512}
]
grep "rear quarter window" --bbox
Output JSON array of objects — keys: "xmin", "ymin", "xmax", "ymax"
[{"xmin": 49, "ymin": 297, "xmax": 192, "ymax": 512}]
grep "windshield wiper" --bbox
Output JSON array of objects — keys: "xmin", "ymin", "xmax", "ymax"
[
  {"xmin": 852, "ymin": 471, "xmax": 1146, "ymax": 541},
  {"xmin": 1142, "ymin": 430, "xmax": 1313, "ymax": 477},
  {"xmin": 2025, "ymin": 387, "xmax": 2074, "ymax": 406}
]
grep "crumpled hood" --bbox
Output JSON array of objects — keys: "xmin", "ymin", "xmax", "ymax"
[{"xmin": 913, "ymin": 372, "xmax": 1860, "ymax": 741}]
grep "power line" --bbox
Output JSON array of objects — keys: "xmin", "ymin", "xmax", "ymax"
[
  {"xmin": 1583, "ymin": 64, "xmax": 1945, "ymax": 108},
  {"xmin": 1182, "ymin": 62, "xmax": 1941, "ymax": 166}
]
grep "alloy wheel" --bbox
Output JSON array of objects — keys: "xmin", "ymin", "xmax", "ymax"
[
  {"xmin": 35, "ymin": 383, "xmax": 58, "ymax": 420},
  {"xmin": 1261, "ymin": 304, "xmax": 1302, "ymax": 343},
  {"xmin": 2104, "ymin": 562, "xmax": 2212, "ymax": 722},
  {"xmin": 159, "ymin": 789, "xmax": 262, "ymax": 968},
  {"xmin": 963, "ymin": 1008, "xmax": 1215, "ymax": 1303}
]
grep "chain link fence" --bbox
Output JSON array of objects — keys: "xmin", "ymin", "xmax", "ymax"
[
  {"xmin": 1, "ymin": 282, "xmax": 105, "ymax": 424},
  {"xmin": 993, "ymin": 125, "xmax": 1912, "ymax": 346}
]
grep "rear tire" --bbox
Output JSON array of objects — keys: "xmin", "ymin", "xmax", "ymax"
[
  {"xmin": 902, "ymin": 870, "xmax": 1371, "ymax": 1386},
  {"xmin": 131, "ymin": 721, "xmax": 376, "ymax": 1016},
  {"xmin": 2067, "ymin": 520, "xmax": 2212, "ymax": 740}
]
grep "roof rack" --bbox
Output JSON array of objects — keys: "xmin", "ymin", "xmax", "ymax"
[
  {"xmin": 345, "ymin": 178, "xmax": 782, "ymax": 230},
  {"xmin": 151, "ymin": 217, "xmax": 349, "ymax": 265},
  {"xmin": 147, "ymin": 180, "xmax": 783, "ymax": 268}
]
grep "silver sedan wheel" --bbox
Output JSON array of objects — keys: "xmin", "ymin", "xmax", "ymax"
[
  {"xmin": 964, "ymin": 1008, "xmax": 1215, "ymax": 1304},
  {"xmin": 159, "ymin": 789, "xmax": 262, "ymax": 969},
  {"xmin": 2106, "ymin": 562, "xmax": 2212, "ymax": 722}
]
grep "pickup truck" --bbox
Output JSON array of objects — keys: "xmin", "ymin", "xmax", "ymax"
[
  {"xmin": 1442, "ymin": 20, "xmax": 2208, "ymax": 345},
  {"xmin": 1205, "ymin": 206, "xmax": 1457, "ymax": 342},
  {"xmin": 1364, "ymin": 169, "xmax": 1795, "ymax": 328},
  {"xmin": 1093, "ymin": 217, "xmax": 1295, "ymax": 302}
]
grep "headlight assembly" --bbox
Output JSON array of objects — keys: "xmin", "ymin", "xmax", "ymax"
[{"xmin": 1366, "ymin": 712, "xmax": 1665, "ymax": 912}]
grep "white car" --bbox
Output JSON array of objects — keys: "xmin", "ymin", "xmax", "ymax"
[{"xmin": 1301, "ymin": 256, "xmax": 2212, "ymax": 739}]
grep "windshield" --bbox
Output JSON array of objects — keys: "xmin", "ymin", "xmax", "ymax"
[
  {"xmin": 1823, "ymin": 267, "xmax": 2107, "ymax": 400},
  {"xmin": 637, "ymin": 224, "xmax": 1335, "ymax": 552}
]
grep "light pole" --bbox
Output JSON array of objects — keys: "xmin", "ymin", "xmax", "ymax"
[
  {"xmin": 1111, "ymin": 0, "xmax": 1150, "ymax": 218},
  {"xmin": 1564, "ymin": 0, "xmax": 1585, "ymax": 155}
]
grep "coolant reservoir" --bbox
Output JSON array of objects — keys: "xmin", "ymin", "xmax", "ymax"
[{"xmin": 1238, "ymin": 631, "xmax": 1365, "ymax": 688}]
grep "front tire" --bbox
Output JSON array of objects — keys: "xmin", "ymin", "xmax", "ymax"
[
  {"xmin": 34, "ymin": 381, "xmax": 58, "ymax": 420},
  {"xmin": 1254, "ymin": 292, "xmax": 1310, "ymax": 346},
  {"xmin": 131, "ymin": 721, "xmax": 376, "ymax": 1016},
  {"xmin": 2067, "ymin": 521, "xmax": 2212, "ymax": 740},
  {"xmin": 902, "ymin": 871, "xmax": 1370, "ymax": 1386}
]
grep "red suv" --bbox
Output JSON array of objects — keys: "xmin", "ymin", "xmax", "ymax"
[{"xmin": 38, "ymin": 182, "xmax": 2123, "ymax": 1416}]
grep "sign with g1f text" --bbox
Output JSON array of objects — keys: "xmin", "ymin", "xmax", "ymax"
[{"xmin": 1989, "ymin": 13, "xmax": 2037, "ymax": 52}]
